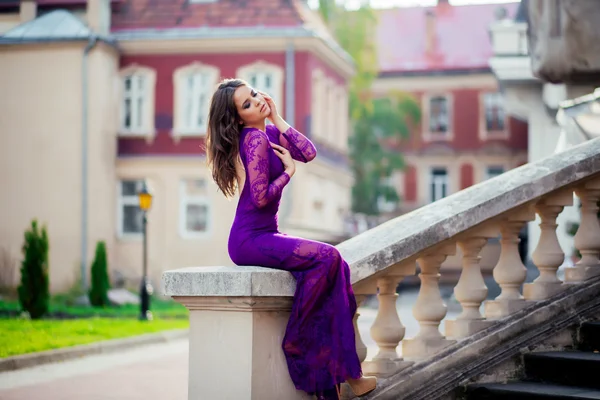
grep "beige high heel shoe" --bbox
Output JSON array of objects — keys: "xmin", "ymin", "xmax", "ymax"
[{"xmin": 346, "ymin": 375, "xmax": 377, "ymax": 397}]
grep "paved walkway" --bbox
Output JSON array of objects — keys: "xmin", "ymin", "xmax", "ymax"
[
  {"xmin": 0, "ymin": 291, "xmax": 462, "ymax": 400},
  {"xmin": 0, "ymin": 340, "xmax": 188, "ymax": 400}
]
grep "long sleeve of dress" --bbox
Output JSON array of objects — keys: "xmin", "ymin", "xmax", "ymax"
[
  {"xmin": 270, "ymin": 125, "xmax": 317, "ymax": 163},
  {"xmin": 244, "ymin": 129, "xmax": 291, "ymax": 209}
]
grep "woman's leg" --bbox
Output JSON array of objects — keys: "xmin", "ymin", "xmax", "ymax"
[{"xmin": 244, "ymin": 234, "xmax": 362, "ymax": 394}]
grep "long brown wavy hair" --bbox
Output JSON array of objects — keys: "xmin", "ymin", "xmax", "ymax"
[{"xmin": 206, "ymin": 79, "xmax": 247, "ymax": 198}]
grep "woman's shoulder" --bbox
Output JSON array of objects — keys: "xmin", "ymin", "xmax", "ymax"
[{"xmin": 241, "ymin": 127, "xmax": 269, "ymax": 145}]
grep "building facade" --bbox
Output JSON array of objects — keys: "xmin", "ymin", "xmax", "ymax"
[
  {"xmin": 374, "ymin": 1, "xmax": 528, "ymax": 216},
  {"xmin": 372, "ymin": 1, "xmax": 528, "ymax": 273},
  {"xmin": 0, "ymin": 0, "xmax": 354, "ymax": 292}
]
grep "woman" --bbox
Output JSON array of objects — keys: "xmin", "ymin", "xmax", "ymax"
[{"xmin": 206, "ymin": 78, "xmax": 377, "ymax": 400}]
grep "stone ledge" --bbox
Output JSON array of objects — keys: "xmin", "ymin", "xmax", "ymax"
[{"xmin": 163, "ymin": 266, "xmax": 296, "ymax": 297}]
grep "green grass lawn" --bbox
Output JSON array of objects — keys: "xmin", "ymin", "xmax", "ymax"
[
  {"xmin": 0, "ymin": 317, "xmax": 189, "ymax": 358},
  {"xmin": 0, "ymin": 294, "xmax": 188, "ymax": 319}
]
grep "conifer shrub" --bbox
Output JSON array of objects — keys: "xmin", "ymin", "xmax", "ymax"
[
  {"xmin": 18, "ymin": 220, "xmax": 50, "ymax": 319},
  {"xmin": 89, "ymin": 241, "xmax": 110, "ymax": 307}
]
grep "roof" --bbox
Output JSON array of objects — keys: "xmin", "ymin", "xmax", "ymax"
[
  {"xmin": 0, "ymin": 9, "xmax": 115, "ymax": 45},
  {"xmin": 109, "ymin": 0, "xmax": 353, "ymax": 69},
  {"xmin": 111, "ymin": 0, "xmax": 306, "ymax": 31},
  {"xmin": 0, "ymin": 0, "xmax": 121, "ymax": 8},
  {"xmin": 376, "ymin": 2, "xmax": 520, "ymax": 75}
]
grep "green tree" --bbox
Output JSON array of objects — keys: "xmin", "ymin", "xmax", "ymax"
[
  {"xmin": 318, "ymin": 1, "xmax": 420, "ymax": 215},
  {"xmin": 89, "ymin": 241, "xmax": 110, "ymax": 307},
  {"xmin": 18, "ymin": 220, "xmax": 50, "ymax": 319}
]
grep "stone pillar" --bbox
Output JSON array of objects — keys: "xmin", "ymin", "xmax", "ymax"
[
  {"xmin": 446, "ymin": 226, "xmax": 497, "ymax": 339},
  {"xmin": 163, "ymin": 266, "xmax": 310, "ymax": 400},
  {"xmin": 86, "ymin": 0, "xmax": 111, "ymax": 35},
  {"xmin": 524, "ymin": 190, "xmax": 573, "ymax": 300},
  {"xmin": 403, "ymin": 244, "xmax": 456, "ymax": 361},
  {"xmin": 362, "ymin": 262, "xmax": 415, "ymax": 377},
  {"xmin": 354, "ymin": 294, "xmax": 369, "ymax": 363},
  {"xmin": 485, "ymin": 206, "xmax": 535, "ymax": 319},
  {"xmin": 566, "ymin": 178, "xmax": 600, "ymax": 282},
  {"xmin": 19, "ymin": 0, "xmax": 36, "ymax": 22}
]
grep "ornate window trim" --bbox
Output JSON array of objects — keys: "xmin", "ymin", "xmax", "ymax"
[
  {"xmin": 118, "ymin": 64, "xmax": 156, "ymax": 140},
  {"xmin": 172, "ymin": 62, "xmax": 220, "ymax": 140},
  {"xmin": 236, "ymin": 61, "xmax": 284, "ymax": 118},
  {"xmin": 422, "ymin": 92, "xmax": 453, "ymax": 142},
  {"xmin": 479, "ymin": 90, "xmax": 509, "ymax": 141}
]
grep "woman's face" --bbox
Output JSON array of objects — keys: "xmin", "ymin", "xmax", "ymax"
[{"xmin": 232, "ymin": 85, "xmax": 271, "ymax": 126}]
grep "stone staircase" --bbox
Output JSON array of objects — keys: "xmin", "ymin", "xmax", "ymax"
[
  {"xmin": 163, "ymin": 137, "xmax": 600, "ymax": 400},
  {"xmin": 465, "ymin": 322, "xmax": 600, "ymax": 400}
]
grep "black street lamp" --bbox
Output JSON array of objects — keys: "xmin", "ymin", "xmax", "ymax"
[{"xmin": 138, "ymin": 181, "xmax": 154, "ymax": 321}]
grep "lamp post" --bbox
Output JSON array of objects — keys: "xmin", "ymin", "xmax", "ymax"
[{"xmin": 138, "ymin": 181, "xmax": 154, "ymax": 321}]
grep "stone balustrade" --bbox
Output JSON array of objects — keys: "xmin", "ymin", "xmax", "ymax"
[{"xmin": 163, "ymin": 137, "xmax": 600, "ymax": 400}]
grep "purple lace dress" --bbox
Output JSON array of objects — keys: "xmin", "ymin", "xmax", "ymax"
[{"xmin": 228, "ymin": 124, "xmax": 362, "ymax": 394}]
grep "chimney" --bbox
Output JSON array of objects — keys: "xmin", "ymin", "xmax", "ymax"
[
  {"xmin": 425, "ymin": 10, "xmax": 436, "ymax": 54},
  {"xmin": 86, "ymin": 0, "xmax": 111, "ymax": 35},
  {"xmin": 20, "ymin": 0, "xmax": 37, "ymax": 23}
]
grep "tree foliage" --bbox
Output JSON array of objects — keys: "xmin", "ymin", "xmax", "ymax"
[
  {"xmin": 317, "ymin": 0, "xmax": 421, "ymax": 215},
  {"xmin": 18, "ymin": 220, "xmax": 50, "ymax": 319}
]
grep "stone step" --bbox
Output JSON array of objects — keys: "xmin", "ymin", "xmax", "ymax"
[
  {"xmin": 465, "ymin": 382, "xmax": 600, "ymax": 399},
  {"xmin": 524, "ymin": 351, "xmax": 600, "ymax": 390},
  {"xmin": 579, "ymin": 322, "xmax": 600, "ymax": 352}
]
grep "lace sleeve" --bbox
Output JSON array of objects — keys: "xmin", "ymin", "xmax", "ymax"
[
  {"xmin": 270, "ymin": 125, "xmax": 317, "ymax": 163},
  {"xmin": 244, "ymin": 130, "xmax": 291, "ymax": 209}
]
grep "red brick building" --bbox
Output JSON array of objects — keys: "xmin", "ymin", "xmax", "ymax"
[{"xmin": 372, "ymin": 1, "xmax": 528, "ymax": 215}]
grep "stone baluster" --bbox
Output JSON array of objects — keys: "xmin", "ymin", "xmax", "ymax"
[
  {"xmin": 566, "ymin": 178, "xmax": 600, "ymax": 282},
  {"xmin": 524, "ymin": 190, "xmax": 573, "ymax": 300},
  {"xmin": 485, "ymin": 206, "xmax": 535, "ymax": 319},
  {"xmin": 362, "ymin": 261, "xmax": 415, "ymax": 377},
  {"xmin": 403, "ymin": 243, "xmax": 456, "ymax": 361},
  {"xmin": 445, "ymin": 226, "xmax": 497, "ymax": 339},
  {"xmin": 353, "ymin": 294, "xmax": 369, "ymax": 363}
]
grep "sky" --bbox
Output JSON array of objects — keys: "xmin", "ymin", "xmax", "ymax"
[{"xmin": 307, "ymin": 0, "xmax": 518, "ymax": 10}]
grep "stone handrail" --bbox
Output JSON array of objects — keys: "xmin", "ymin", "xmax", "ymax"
[
  {"xmin": 163, "ymin": 137, "xmax": 600, "ymax": 400},
  {"xmin": 342, "ymin": 137, "xmax": 600, "ymax": 284}
]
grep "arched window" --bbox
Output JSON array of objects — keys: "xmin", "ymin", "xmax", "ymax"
[
  {"xmin": 119, "ymin": 65, "xmax": 156, "ymax": 137},
  {"xmin": 173, "ymin": 62, "xmax": 219, "ymax": 137}
]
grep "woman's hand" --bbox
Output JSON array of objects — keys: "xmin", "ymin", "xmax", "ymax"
[
  {"xmin": 259, "ymin": 91, "xmax": 279, "ymax": 121},
  {"xmin": 271, "ymin": 142, "xmax": 296, "ymax": 177}
]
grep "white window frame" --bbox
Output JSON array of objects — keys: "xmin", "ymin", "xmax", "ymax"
[
  {"xmin": 430, "ymin": 167, "xmax": 449, "ymax": 203},
  {"xmin": 325, "ymin": 78, "xmax": 337, "ymax": 146},
  {"xmin": 311, "ymin": 69, "xmax": 324, "ymax": 140},
  {"xmin": 118, "ymin": 64, "xmax": 156, "ymax": 138},
  {"xmin": 338, "ymin": 85, "xmax": 349, "ymax": 153},
  {"xmin": 179, "ymin": 179, "xmax": 212, "ymax": 239},
  {"xmin": 237, "ymin": 61, "xmax": 284, "ymax": 118},
  {"xmin": 479, "ymin": 91, "xmax": 509, "ymax": 140},
  {"xmin": 117, "ymin": 179, "xmax": 145, "ymax": 240},
  {"xmin": 423, "ymin": 93, "xmax": 453, "ymax": 142},
  {"xmin": 172, "ymin": 62, "xmax": 219, "ymax": 139}
]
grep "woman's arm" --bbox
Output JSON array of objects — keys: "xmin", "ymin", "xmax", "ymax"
[
  {"xmin": 243, "ymin": 129, "xmax": 291, "ymax": 209},
  {"xmin": 260, "ymin": 92, "xmax": 317, "ymax": 163},
  {"xmin": 270, "ymin": 116, "xmax": 317, "ymax": 163}
]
